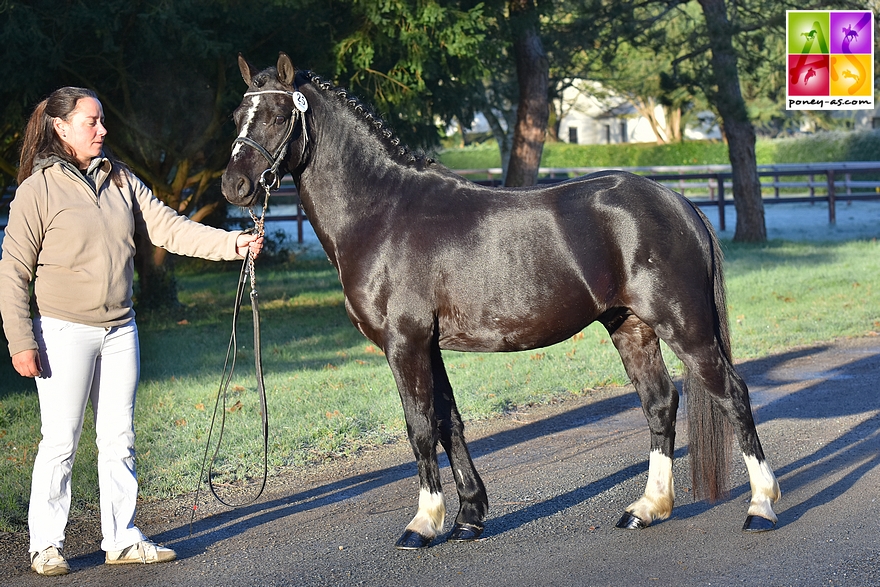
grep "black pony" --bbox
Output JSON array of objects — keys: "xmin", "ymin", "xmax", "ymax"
[{"xmin": 222, "ymin": 53, "xmax": 780, "ymax": 549}]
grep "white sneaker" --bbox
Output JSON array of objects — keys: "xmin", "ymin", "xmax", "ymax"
[
  {"xmin": 30, "ymin": 545, "xmax": 70, "ymax": 576},
  {"xmin": 105, "ymin": 540, "xmax": 177, "ymax": 565}
]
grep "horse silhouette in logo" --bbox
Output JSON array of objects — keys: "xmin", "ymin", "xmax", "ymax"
[
  {"xmin": 804, "ymin": 67, "xmax": 816, "ymax": 85},
  {"xmin": 801, "ymin": 30, "xmax": 817, "ymax": 41},
  {"xmin": 842, "ymin": 25, "xmax": 858, "ymax": 43}
]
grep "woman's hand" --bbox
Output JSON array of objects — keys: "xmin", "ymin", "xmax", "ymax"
[
  {"xmin": 12, "ymin": 349, "xmax": 41, "ymax": 378},
  {"xmin": 235, "ymin": 233, "xmax": 265, "ymax": 259}
]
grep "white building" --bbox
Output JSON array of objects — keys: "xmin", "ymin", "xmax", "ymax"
[{"xmin": 555, "ymin": 81, "xmax": 721, "ymax": 145}]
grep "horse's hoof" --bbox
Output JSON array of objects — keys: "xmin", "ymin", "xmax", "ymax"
[
  {"xmin": 615, "ymin": 511, "xmax": 648, "ymax": 529},
  {"xmin": 447, "ymin": 523, "xmax": 483, "ymax": 542},
  {"xmin": 395, "ymin": 530, "xmax": 433, "ymax": 550},
  {"xmin": 742, "ymin": 515, "xmax": 776, "ymax": 532}
]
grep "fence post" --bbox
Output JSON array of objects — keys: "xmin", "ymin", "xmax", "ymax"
[
  {"xmin": 827, "ymin": 169, "xmax": 836, "ymax": 224},
  {"xmin": 716, "ymin": 173, "xmax": 725, "ymax": 231}
]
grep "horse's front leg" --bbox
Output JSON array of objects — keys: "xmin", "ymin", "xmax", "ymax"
[
  {"xmin": 384, "ymin": 334, "xmax": 447, "ymax": 549},
  {"xmin": 430, "ymin": 339, "xmax": 488, "ymax": 542}
]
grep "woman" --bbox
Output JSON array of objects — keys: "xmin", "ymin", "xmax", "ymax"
[{"xmin": 0, "ymin": 87, "xmax": 263, "ymax": 576}]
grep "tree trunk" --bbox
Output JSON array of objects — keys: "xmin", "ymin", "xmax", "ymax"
[
  {"xmin": 483, "ymin": 109, "xmax": 514, "ymax": 180},
  {"xmin": 133, "ymin": 235, "xmax": 179, "ymax": 311},
  {"xmin": 698, "ymin": 0, "xmax": 766, "ymax": 242},
  {"xmin": 132, "ymin": 164, "xmax": 223, "ymax": 311},
  {"xmin": 505, "ymin": 0, "xmax": 549, "ymax": 187}
]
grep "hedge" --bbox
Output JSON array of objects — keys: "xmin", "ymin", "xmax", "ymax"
[{"xmin": 437, "ymin": 130, "xmax": 880, "ymax": 170}]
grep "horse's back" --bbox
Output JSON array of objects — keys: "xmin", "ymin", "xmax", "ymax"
[{"xmin": 411, "ymin": 170, "xmax": 717, "ymax": 353}]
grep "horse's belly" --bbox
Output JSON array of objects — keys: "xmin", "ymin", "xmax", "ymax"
[{"xmin": 437, "ymin": 307, "xmax": 594, "ymax": 353}]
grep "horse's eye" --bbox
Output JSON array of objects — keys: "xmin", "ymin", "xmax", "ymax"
[{"xmin": 275, "ymin": 115, "xmax": 286, "ymax": 125}]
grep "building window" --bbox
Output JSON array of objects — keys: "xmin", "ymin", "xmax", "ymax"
[
  {"xmin": 620, "ymin": 121, "xmax": 628, "ymax": 143},
  {"xmin": 568, "ymin": 126, "xmax": 578, "ymax": 144},
  {"xmin": 605, "ymin": 124, "xmax": 611, "ymax": 144}
]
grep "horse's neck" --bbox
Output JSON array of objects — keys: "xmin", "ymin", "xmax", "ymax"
[{"xmin": 296, "ymin": 117, "xmax": 409, "ymax": 259}]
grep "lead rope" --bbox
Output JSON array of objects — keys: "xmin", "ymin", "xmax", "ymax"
[{"xmin": 190, "ymin": 187, "xmax": 270, "ymax": 532}]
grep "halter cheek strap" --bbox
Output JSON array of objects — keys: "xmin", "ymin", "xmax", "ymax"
[{"xmin": 232, "ymin": 88, "xmax": 310, "ymax": 191}]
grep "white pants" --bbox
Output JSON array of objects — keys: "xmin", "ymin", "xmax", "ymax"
[{"xmin": 29, "ymin": 316, "xmax": 147, "ymax": 553}]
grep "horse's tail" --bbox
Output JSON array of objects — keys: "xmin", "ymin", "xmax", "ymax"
[{"xmin": 685, "ymin": 207, "xmax": 734, "ymax": 502}]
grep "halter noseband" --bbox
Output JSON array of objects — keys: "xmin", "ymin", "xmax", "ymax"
[{"xmin": 232, "ymin": 88, "xmax": 309, "ymax": 191}]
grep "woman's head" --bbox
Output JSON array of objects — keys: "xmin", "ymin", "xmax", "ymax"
[
  {"xmin": 53, "ymin": 94, "xmax": 107, "ymax": 168},
  {"xmin": 18, "ymin": 87, "xmax": 109, "ymax": 184}
]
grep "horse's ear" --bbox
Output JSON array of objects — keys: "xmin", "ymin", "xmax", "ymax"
[
  {"xmin": 238, "ymin": 53, "xmax": 257, "ymax": 86},
  {"xmin": 277, "ymin": 52, "xmax": 296, "ymax": 86}
]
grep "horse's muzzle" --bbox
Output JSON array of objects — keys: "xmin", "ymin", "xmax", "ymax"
[{"xmin": 221, "ymin": 171, "xmax": 256, "ymax": 207}]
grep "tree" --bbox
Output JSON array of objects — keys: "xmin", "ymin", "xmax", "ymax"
[
  {"xmin": 504, "ymin": 0, "xmax": 550, "ymax": 187},
  {"xmin": 588, "ymin": 24, "xmax": 708, "ymax": 145},
  {"xmin": 696, "ymin": 0, "xmax": 766, "ymax": 241},
  {"xmin": 549, "ymin": 0, "xmax": 767, "ymax": 240},
  {"xmin": 645, "ymin": 0, "xmax": 862, "ymax": 241},
  {"xmin": 2, "ymin": 0, "xmax": 489, "ymax": 307},
  {"xmin": 330, "ymin": 0, "xmax": 490, "ymax": 149},
  {"xmin": 0, "ymin": 1, "xmax": 319, "ymax": 306},
  {"xmin": 457, "ymin": 0, "xmax": 606, "ymax": 185}
]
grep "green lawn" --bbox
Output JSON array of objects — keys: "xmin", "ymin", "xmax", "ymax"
[{"xmin": 1, "ymin": 238, "xmax": 878, "ymax": 532}]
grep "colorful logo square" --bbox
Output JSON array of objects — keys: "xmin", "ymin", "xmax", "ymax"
[
  {"xmin": 830, "ymin": 11, "xmax": 872, "ymax": 54},
  {"xmin": 786, "ymin": 10, "xmax": 874, "ymax": 110},
  {"xmin": 830, "ymin": 54, "xmax": 873, "ymax": 97},
  {"xmin": 788, "ymin": 54, "xmax": 829, "ymax": 96},
  {"xmin": 788, "ymin": 12, "xmax": 830, "ymax": 54}
]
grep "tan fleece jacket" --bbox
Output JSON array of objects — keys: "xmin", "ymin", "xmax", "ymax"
[{"xmin": 0, "ymin": 157, "xmax": 241, "ymax": 356}]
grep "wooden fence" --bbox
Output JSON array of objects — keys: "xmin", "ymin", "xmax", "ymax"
[{"xmin": 3, "ymin": 162, "xmax": 880, "ymax": 235}]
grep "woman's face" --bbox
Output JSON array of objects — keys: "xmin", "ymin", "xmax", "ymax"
[{"xmin": 54, "ymin": 97, "xmax": 107, "ymax": 168}]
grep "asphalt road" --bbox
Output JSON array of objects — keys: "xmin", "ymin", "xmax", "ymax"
[{"xmin": 2, "ymin": 336, "xmax": 879, "ymax": 587}]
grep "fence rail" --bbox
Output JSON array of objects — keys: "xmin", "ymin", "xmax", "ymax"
[
  {"xmin": 4, "ymin": 162, "xmax": 880, "ymax": 235},
  {"xmin": 454, "ymin": 161, "xmax": 880, "ymax": 231}
]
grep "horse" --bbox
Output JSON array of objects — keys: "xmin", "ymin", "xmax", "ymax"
[
  {"xmin": 221, "ymin": 53, "xmax": 781, "ymax": 549},
  {"xmin": 842, "ymin": 25, "xmax": 858, "ymax": 43},
  {"xmin": 801, "ymin": 30, "xmax": 817, "ymax": 41},
  {"xmin": 804, "ymin": 67, "xmax": 816, "ymax": 85}
]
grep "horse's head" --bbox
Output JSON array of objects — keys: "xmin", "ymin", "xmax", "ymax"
[{"xmin": 221, "ymin": 52, "xmax": 309, "ymax": 207}]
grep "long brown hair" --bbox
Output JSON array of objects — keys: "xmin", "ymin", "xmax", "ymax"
[{"xmin": 18, "ymin": 87, "xmax": 127, "ymax": 186}]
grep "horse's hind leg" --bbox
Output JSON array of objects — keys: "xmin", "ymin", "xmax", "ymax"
[
  {"xmin": 604, "ymin": 312, "xmax": 679, "ymax": 529},
  {"xmin": 681, "ymin": 349, "xmax": 781, "ymax": 531},
  {"xmin": 430, "ymin": 340, "xmax": 488, "ymax": 542}
]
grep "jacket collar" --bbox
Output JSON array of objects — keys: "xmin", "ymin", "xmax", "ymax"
[{"xmin": 33, "ymin": 154, "xmax": 112, "ymax": 191}]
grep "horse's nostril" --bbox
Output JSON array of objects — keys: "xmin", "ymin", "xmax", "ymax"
[{"xmin": 237, "ymin": 177, "xmax": 251, "ymax": 198}]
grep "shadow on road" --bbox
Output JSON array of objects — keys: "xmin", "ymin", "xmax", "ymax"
[{"xmin": 63, "ymin": 338, "xmax": 880, "ymax": 564}]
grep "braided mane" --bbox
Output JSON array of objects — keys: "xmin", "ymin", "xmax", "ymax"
[{"xmin": 300, "ymin": 70, "xmax": 435, "ymax": 168}]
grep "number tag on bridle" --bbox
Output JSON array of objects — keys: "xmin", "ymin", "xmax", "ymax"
[{"xmin": 293, "ymin": 91, "xmax": 309, "ymax": 112}]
